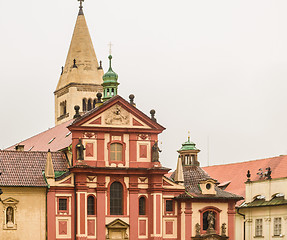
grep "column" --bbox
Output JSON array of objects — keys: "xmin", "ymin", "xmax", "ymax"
[
  {"xmin": 185, "ymin": 201, "xmax": 193, "ymax": 240},
  {"xmin": 96, "ymin": 175, "xmax": 106, "ymax": 240},
  {"xmin": 129, "ymin": 176, "xmax": 139, "ymax": 239},
  {"xmin": 228, "ymin": 201, "xmax": 236, "ymax": 240}
]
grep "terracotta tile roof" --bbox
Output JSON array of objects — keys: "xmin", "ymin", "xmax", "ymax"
[
  {"xmin": 202, "ymin": 155, "xmax": 287, "ymax": 205},
  {"xmin": 6, "ymin": 120, "xmax": 73, "ymax": 152},
  {"xmin": 0, "ymin": 150, "xmax": 69, "ymax": 187},
  {"xmin": 171, "ymin": 166, "xmax": 242, "ymax": 200}
]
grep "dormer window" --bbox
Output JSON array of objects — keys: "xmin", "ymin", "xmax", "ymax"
[
  {"xmin": 199, "ymin": 179, "xmax": 217, "ymax": 195},
  {"xmin": 254, "ymin": 195, "xmax": 265, "ymax": 200}
]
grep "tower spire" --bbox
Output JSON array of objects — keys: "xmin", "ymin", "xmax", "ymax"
[
  {"xmin": 54, "ymin": 1, "xmax": 104, "ymax": 125},
  {"xmin": 78, "ymin": 0, "xmax": 84, "ymax": 15},
  {"xmin": 102, "ymin": 46, "xmax": 119, "ymax": 101}
]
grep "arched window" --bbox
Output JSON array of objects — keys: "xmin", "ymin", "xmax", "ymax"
[
  {"xmin": 139, "ymin": 196, "xmax": 146, "ymax": 215},
  {"xmin": 203, "ymin": 210, "xmax": 216, "ymax": 231},
  {"xmin": 82, "ymin": 98, "xmax": 87, "ymax": 112},
  {"xmin": 110, "ymin": 182, "xmax": 123, "ymax": 215},
  {"xmin": 110, "ymin": 143, "xmax": 123, "ymax": 161},
  {"xmin": 88, "ymin": 99, "xmax": 92, "ymax": 111},
  {"xmin": 87, "ymin": 196, "xmax": 95, "ymax": 215},
  {"xmin": 93, "ymin": 99, "xmax": 97, "ymax": 108}
]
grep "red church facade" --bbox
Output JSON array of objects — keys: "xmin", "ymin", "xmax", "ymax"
[
  {"xmin": 45, "ymin": 95, "xmax": 242, "ymax": 240},
  {"xmin": 47, "ymin": 95, "xmax": 187, "ymax": 240}
]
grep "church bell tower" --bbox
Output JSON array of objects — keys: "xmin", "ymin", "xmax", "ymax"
[{"xmin": 54, "ymin": 0, "xmax": 104, "ymax": 125}]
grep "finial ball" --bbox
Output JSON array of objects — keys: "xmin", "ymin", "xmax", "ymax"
[
  {"xmin": 74, "ymin": 105, "xmax": 80, "ymax": 111},
  {"xmin": 129, "ymin": 94, "xmax": 135, "ymax": 100},
  {"xmin": 150, "ymin": 109, "xmax": 156, "ymax": 115}
]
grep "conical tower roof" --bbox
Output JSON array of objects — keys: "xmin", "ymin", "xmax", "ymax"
[{"xmin": 55, "ymin": 5, "xmax": 103, "ymax": 91}]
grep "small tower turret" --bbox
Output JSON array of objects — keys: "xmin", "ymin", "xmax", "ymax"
[
  {"xmin": 102, "ymin": 54, "xmax": 119, "ymax": 101},
  {"xmin": 178, "ymin": 133, "xmax": 200, "ymax": 166}
]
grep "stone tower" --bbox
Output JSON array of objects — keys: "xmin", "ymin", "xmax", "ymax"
[{"xmin": 54, "ymin": 2, "xmax": 104, "ymax": 125}]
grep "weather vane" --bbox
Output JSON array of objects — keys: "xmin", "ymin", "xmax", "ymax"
[
  {"xmin": 188, "ymin": 131, "xmax": 190, "ymax": 141},
  {"xmin": 108, "ymin": 42, "xmax": 113, "ymax": 55}
]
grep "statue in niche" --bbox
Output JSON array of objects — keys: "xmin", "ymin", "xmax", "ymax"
[
  {"xmin": 195, "ymin": 223, "xmax": 201, "ymax": 236},
  {"xmin": 6, "ymin": 207, "xmax": 13, "ymax": 225},
  {"xmin": 221, "ymin": 223, "xmax": 227, "ymax": 236},
  {"xmin": 207, "ymin": 211, "xmax": 216, "ymax": 234},
  {"xmin": 151, "ymin": 141, "xmax": 161, "ymax": 162},
  {"xmin": 76, "ymin": 138, "xmax": 85, "ymax": 160}
]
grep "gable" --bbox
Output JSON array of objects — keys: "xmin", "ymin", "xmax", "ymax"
[
  {"xmin": 2, "ymin": 197, "xmax": 19, "ymax": 205},
  {"xmin": 70, "ymin": 95, "xmax": 165, "ymax": 132},
  {"xmin": 82, "ymin": 104, "xmax": 152, "ymax": 129},
  {"xmin": 162, "ymin": 176, "xmax": 185, "ymax": 190}
]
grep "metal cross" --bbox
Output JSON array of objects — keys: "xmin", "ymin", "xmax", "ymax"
[
  {"xmin": 78, "ymin": 0, "xmax": 84, "ymax": 8},
  {"xmin": 108, "ymin": 42, "xmax": 113, "ymax": 55}
]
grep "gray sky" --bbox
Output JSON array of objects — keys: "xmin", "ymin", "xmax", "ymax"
[{"xmin": 1, "ymin": 0, "xmax": 287, "ymax": 170}]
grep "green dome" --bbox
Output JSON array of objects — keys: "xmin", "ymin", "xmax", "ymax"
[
  {"xmin": 178, "ymin": 137, "xmax": 198, "ymax": 151},
  {"xmin": 102, "ymin": 55, "xmax": 118, "ymax": 83}
]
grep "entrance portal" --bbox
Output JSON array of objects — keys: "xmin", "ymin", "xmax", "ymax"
[{"xmin": 106, "ymin": 219, "xmax": 129, "ymax": 240}]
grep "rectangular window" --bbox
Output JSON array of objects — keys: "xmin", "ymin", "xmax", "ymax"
[
  {"xmin": 255, "ymin": 219, "xmax": 263, "ymax": 237},
  {"xmin": 59, "ymin": 198, "xmax": 67, "ymax": 211},
  {"xmin": 110, "ymin": 143, "xmax": 122, "ymax": 161},
  {"xmin": 166, "ymin": 200, "xmax": 173, "ymax": 212},
  {"xmin": 274, "ymin": 217, "xmax": 282, "ymax": 236}
]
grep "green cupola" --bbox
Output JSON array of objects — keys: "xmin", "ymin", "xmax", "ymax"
[
  {"xmin": 102, "ymin": 55, "xmax": 119, "ymax": 101},
  {"xmin": 178, "ymin": 134, "xmax": 200, "ymax": 166},
  {"xmin": 178, "ymin": 136, "xmax": 198, "ymax": 151}
]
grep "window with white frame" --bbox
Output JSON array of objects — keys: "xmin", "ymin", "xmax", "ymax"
[
  {"xmin": 274, "ymin": 217, "xmax": 282, "ymax": 236},
  {"xmin": 255, "ymin": 219, "xmax": 263, "ymax": 237}
]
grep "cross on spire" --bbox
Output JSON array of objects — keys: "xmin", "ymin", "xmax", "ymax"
[
  {"xmin": 78, "ymin": 0, "xmax": 84, "ymax": 8},
  {"xmin": 108, "ymin": 42, "xmax": 113, "ymax": 55},
  {"xmin": 78, "ymin": 0, "xmax": 84, "ymax": 15}
]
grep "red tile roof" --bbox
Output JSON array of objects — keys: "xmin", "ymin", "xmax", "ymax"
[
  {"xmin": 203, "ymin": 155, "xmax": 287, "ymax": 205},
  {"xmin": 0, "ymin": 150, "xmax": 69, "ymax": 187},
  {"xmin": 6, "ymin": 120, "xmax": 73, "ymax": 152}
]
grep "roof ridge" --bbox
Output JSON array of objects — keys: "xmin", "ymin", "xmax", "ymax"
[
  {"xmin": 203, "ymin": 155, "xmax": 287, "ymax": 168},
  {"xmin": 0, "ymin": 150, "xmax": 64, "ymax": 154}
]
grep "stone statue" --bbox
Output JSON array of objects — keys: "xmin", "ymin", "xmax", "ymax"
[
  {"xmin": 221, "ymin": 223, "xmax": 227, "ymax": 236},
  {"xmin": 195, "ymin": 223, "xmax": 201, "ymax": 236},
  {"xmin": 207, "ymin": 211, "xmax": 215, "ymax": 234},
  {"xmin": 151, "ymin": 141, "xmax": 162, "ymax": 162},
  {"xmin": 6, "ymin": 207, "xmax": 13, "ymax": 224},
  {"xmin": 76, "ymin": 138, "xmax": 85, "ymax": 160}
]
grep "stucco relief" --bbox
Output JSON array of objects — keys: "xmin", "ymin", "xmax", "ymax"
[
  {"xmin": 83, "ymin": 132, "xmax": 97, "ymax": 139},
  {"xmin": 137, "ymin": 134, "xmax": 151, "ymax": 140},
  {"xmin": 105, "ymin": 105, "xmax": 130, "ymax": 125}
]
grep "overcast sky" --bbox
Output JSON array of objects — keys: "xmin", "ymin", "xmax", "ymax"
[{"xmin": 1, "ymin": 0, "xmax": 287, "ymax": 170}]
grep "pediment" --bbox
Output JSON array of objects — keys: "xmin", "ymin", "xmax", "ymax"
[
  {"xmin": 83, "ymin": 104, "xmax": 151, "ymax": 129},
  {"xmin": 2, "ymin": 197, "xmax": 19, "ymax": 205},
  {"xmin": 70, "ymin": 96, "xmax": 165, "ymax": 132},
  {"xmin": 106, "ymin": 219, "xmax": 129, "ymax": 229},
  {"xmin": 163, "ymin": 176, "xmax": 185, "ymax": 190}
]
